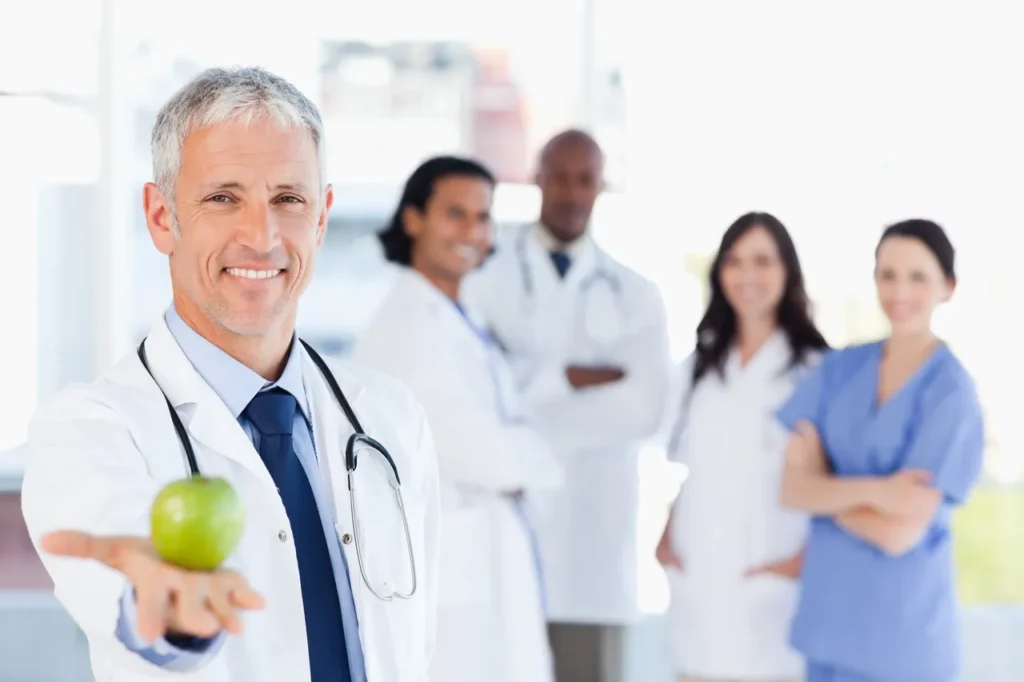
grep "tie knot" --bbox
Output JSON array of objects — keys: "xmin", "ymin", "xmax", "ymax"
[
  {"xmin": 550, "ymin": 251, "xmax": 572, "ymax": 278},
  {"xmin": 244, "ymin": 388, "xmax": 297, "ymax": 437}
]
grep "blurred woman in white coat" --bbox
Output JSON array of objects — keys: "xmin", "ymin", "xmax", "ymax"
[
  {"xmin": 655, "ymin": 212, "xmax": 830, "ymax": 682},
  {"xmin": 353, "ymin": 157, "xmax": 562, "ymax": 682}
]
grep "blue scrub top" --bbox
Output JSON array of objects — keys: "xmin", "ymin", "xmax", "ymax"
[{"xmin": 776, "ymin": 341, "xmax": 985, "ymax": 682}]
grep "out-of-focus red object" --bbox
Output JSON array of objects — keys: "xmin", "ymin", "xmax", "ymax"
[
  {"xmin": 0, "ymin": 492, "xmax": 52, "ymax": 589},
  {"xmin": 470, "ymin": 48, "xmax": 529, "ymax": 184}
]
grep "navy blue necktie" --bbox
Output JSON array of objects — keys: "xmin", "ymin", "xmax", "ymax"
[
  {"xmin": 244, "ymin": 388, "xmax": 351, "ymax": 682},
  {"xmin": 550, "ymin": 250, "xmax": 572, "ymax": 279}
]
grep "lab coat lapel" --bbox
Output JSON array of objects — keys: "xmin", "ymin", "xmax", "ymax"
[
  {"xmin": 403, "ymin": 269, "xmax": 491, "ymax": 360},
  {"xmin": 301, "ymin": 351, "xmax": 403, "ymax": 681},
  {"xmin": 562, "ymin": 238, "xmax": 598, "ymax": 291},
  {"xmin": 301, "ymin": 348, "xmax": 360, "ymax": 595},
  {"xmin": 524, "ymin": 226, "xmax": 597, "ymax": 356},
  {"xmin": 727, "ymin": 331, "xmax": 789, "ymax": 385},
  {"xmin": 524, "ymin": 226, "xmax": 562, "ymax": 295},
  {"xmin": 141, "ymin": 320, "xmax": 277, "ymax": 492}
]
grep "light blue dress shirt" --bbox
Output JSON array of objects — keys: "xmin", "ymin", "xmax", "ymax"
[
  {"xmin": 776, "ymin": 341, "xmax": 985, "ymax": 682},
  {"xmin": 114, "ymin": 307, "xmax": 366, "ymax": 680}
]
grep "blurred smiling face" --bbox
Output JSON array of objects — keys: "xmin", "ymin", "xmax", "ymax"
[
  {"xmin": 718, "ymin": 225, "xmax": 787, "ymax": 323},
  {"xmin": 145, "ymin": 117, "xmax": 331, "ymax": 337},
  {"xmin": 405, "ymin": 174, "xmax": 494, "ymax": 282},
  {"xmin": 874, "ymin": 235, "xmax": 953, "ymax": 337}
]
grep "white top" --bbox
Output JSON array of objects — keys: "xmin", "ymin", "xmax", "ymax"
[{"xmin": 665, "ymin": 331, "xmax": 818, "ymax": 679}]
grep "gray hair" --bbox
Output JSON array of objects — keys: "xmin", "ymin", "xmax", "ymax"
[{"xmin": 151, "ymin": 66, "xmax": 326, "ymax": 207}]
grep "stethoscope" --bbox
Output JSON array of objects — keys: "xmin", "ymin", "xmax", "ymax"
[
  {"xmin": 136, "ymin": 338, "xmax": 417, "ymax": 602},
  {"xmin": 514, "ymin": 224, "xmax": 628, "ymax": 349}
]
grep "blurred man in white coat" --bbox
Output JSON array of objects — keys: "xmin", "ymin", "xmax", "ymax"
[
  {"xmin": 355, "ymin": 156, "xmax": 562, "ymax": 682},
  {"xmin": 462, "ymin": 130, "xmax": 671, "ymax": 682}
]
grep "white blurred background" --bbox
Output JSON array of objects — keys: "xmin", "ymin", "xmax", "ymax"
[{"xmin": 2, "ymin": 1, "xmax": 1023, "ymax": 679}]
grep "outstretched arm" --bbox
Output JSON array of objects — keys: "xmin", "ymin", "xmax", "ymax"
[{"xmin": 21, "ymin": 390, "xmax": 264, "ymax": 674}]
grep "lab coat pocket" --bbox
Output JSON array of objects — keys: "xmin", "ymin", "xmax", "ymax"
[{"xmin": 439, "ymin": 508, "xmax": 494, "ymax": 608}]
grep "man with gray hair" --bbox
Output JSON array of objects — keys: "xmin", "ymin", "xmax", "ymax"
[{"xmin": 20, "ymin": 66, "xmax": 441, "ymax": 682}]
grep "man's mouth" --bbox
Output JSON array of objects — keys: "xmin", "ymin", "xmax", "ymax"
[
  {"xmin": 224, "ymin": 267, "xmax": 284, "ymax": 280},
  {"xmin": 452, "ymin": 245, "xmax": 479, "ymax": 262}
]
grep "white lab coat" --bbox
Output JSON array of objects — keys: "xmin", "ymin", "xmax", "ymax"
[
  {"xmin": 352, "ymin": 268, "xmax": 563, "ymax": 682},
  {"xmin": 461, "ymin": 224, "xmax": 671, "ymax": 624},
  {"xmin": 665, "ymin": 332, "xmax": 816, "ymax": 679},
  {"xmin": 19, "ymin": 318, "xmax": 441, "ymax": 682}
]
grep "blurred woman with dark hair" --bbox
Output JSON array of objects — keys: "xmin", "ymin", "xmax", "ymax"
[
  {"xmin": 355, "ymin": 156, "xmax": 562, "ymax": 682},
  {"xmin": 656, "ymin": 211, "xmax": 829, "ymax": 682}
]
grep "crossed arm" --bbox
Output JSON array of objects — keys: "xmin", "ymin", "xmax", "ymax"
[{"xmin": 780, "ymin": 421, "xmax": 942, "ymax": 557}]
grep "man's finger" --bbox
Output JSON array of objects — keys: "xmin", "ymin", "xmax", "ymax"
[
  {"xmin": 42, "ymin": 532, "xmax": 150, "ymax": 572},
  {"xmin": 41, "ymin": 531, "xmax": 101, "ymax": 558},
  {"xmin": 207, "ymin": 587, "xmax": 243, "ymax": 635},
  {"xmin": 135, "ymin": 584, "xmax": 170, "ymax": 643},
  {"xmin": 227, "ymin": 585, "xmax": 266, "ymax": 610},
  {"xmin": 173, "ymin": 578, "xmax": 220, "ymax": 639},
  {"xmin": 41, "ymin": 531, "xmax": 123, "ymax": 564},
  {"xmin": 221, "ymin": 571, "xmax": 266, "ymax": 610}
]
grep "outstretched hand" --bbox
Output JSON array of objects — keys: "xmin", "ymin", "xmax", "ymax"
[{"xmin": 42, "ymin": 530, "xmax": 264, "ymax": 642}]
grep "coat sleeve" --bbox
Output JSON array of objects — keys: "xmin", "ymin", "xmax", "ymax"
[
  {"xmin": 528, "ymin": 282, "xmax": 673, "ymax": 452},
  {"xmin": 356, "ymin": 327, "xmax": 563, "ymax": 496},
  {"xmin": 19, "ymin": 386, "xmax": 222, "ymax": 676}
]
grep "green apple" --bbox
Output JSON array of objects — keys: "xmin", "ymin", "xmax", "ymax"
[{"xmin": 150, "ymin": 476, "xmax": 245, "ymax": 571}]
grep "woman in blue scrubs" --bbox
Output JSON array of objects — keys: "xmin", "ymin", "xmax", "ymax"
[{"xmin": 775, "ymin": 218, "xmax": 985, "ymax": 682}]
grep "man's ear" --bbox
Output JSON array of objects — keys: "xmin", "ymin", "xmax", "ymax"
[
  {"xmin": 143, "ymin": 182, "xmax": 175, "ymax": 255},
  {"xmin": 403, "ymin": 205, "xmax": 425, "ymax": 238},
  {"xmin": 317, "ymin": 184, "xmax": 334, "ymax": 247}
]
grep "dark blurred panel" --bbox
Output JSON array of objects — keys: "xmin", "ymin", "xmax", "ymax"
[{"xmin": 0, "ymin": 492, "xmax": 51, "ymax": 590}]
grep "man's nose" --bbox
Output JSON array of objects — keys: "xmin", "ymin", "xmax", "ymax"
[
  {"xmin": 461, "ymin": 217, "xmax": 488, "ymax": 239},
  {"xmin": 236, "ymin": 204, "xmax": 281, "ymax": 253},
  {"xmin": 567, "ymin": 186, "xmax": 590, "ymax": 205}
]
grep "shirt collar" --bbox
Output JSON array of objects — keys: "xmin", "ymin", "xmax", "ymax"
[
  {"xmin": 164, "ymin": 305, "xmax": 311, "ymax": 422},
  {"xmin": 533, "ymin": 222, "xmax": 589, "ymax": 259}
]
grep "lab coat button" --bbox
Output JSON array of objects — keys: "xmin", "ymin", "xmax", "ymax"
[
  {"xmin": 278, "ymin": 530, "xmax": 288, "ymax": 542},
  {"xmin": 341, "ymin": 533, "xmax": 352, "ymax": 544}
]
